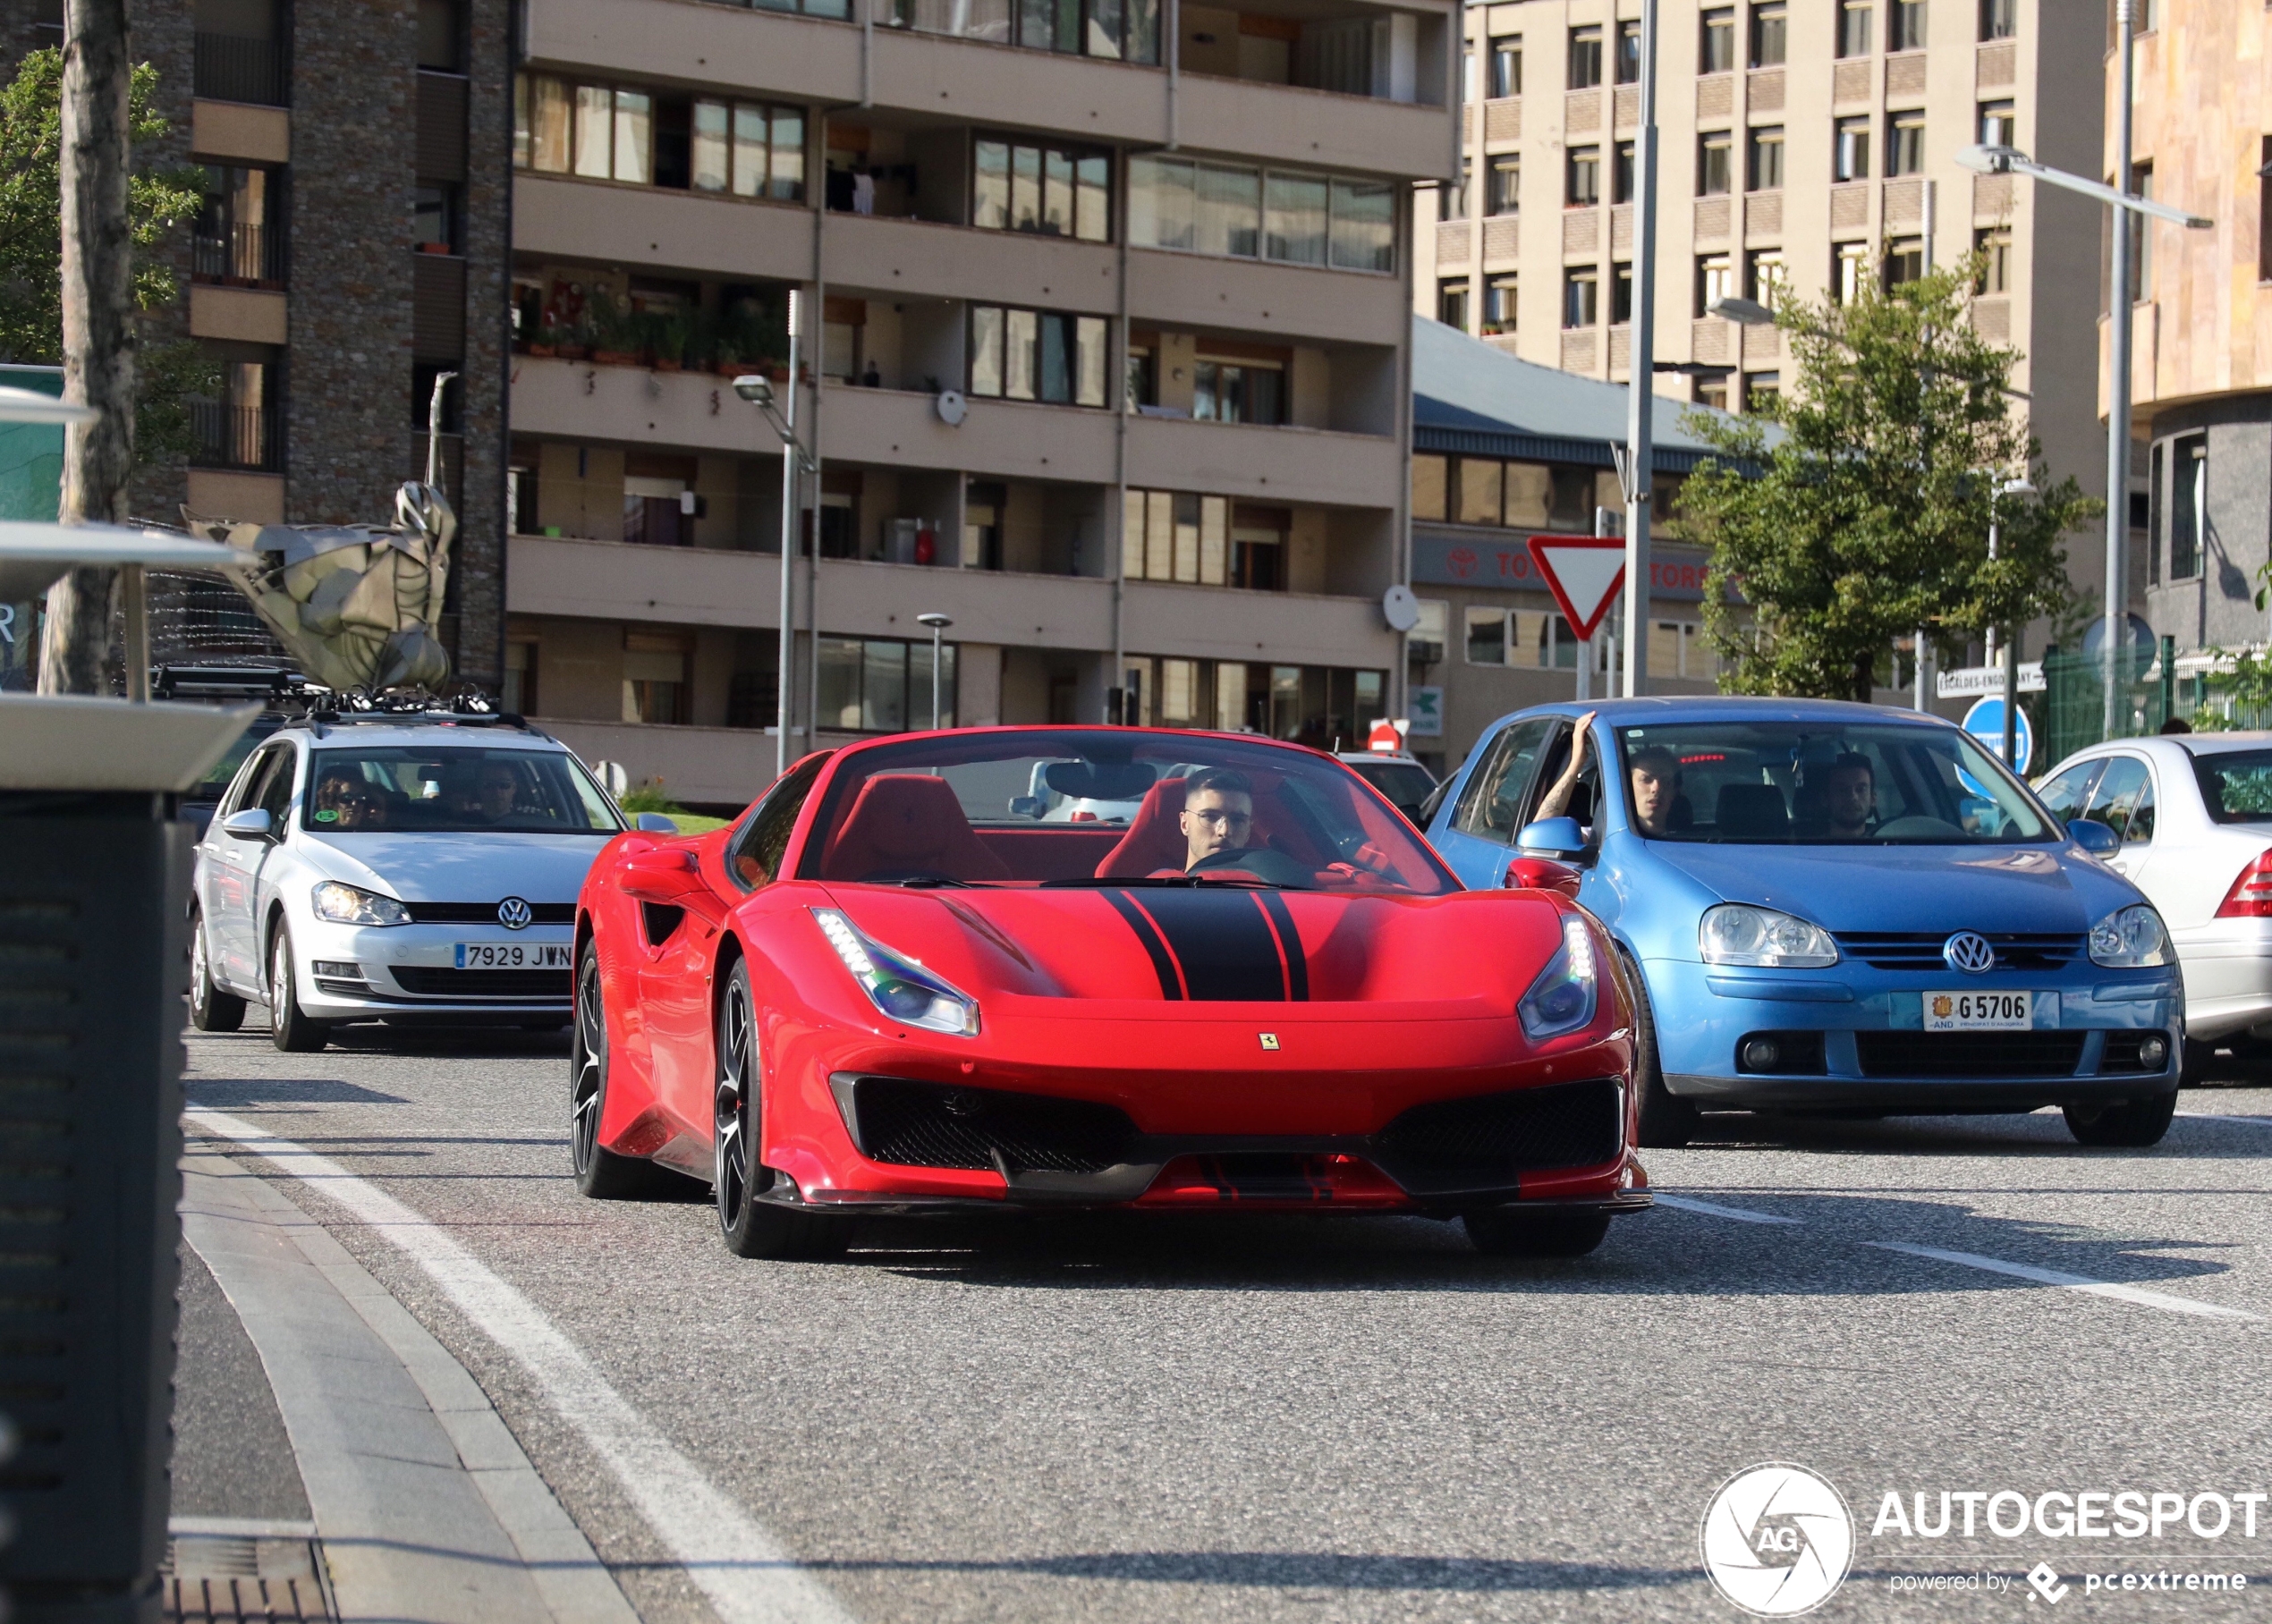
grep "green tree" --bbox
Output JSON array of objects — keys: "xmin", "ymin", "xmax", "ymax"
[
  {"xmin": 1678, "ymin": 257, "xmax": 2100, "ymax": 701},
  {"xmin": 0, "ymin": 47, "xmax": 211, "ymax": 469}
]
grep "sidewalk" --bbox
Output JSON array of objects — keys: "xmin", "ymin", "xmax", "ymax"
[{"xmin": 173, "ymin": 1144, "xmax": 641, "ymax": 1624}]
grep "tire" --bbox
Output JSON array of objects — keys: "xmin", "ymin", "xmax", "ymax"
[
  {"xmin": 1622, "ymin": 951, "xmax": 1697, "ymax": 1149},
  {"xmin": 267, "ymin": 927, "xmax": 329, "ymax": 1053},
  {"xmin": 2064, "ymin": 1090, "xmax": 2179, "ymax": 1148},
  {"xmin": 1462, "ymin": 1207, "xmax": 1614, "ymax": 1258},
  {"xmin": 189, "ymin": 909, "xmax": 245, "ymax": 1034},
  {"xmin": 570, "ymin": 941, "xmax": 673, "ymax": 1199},
  {"xmin": 714, "ymin": 960, "xmax": 845, "ymax": 1260},
  {"xmin": 2179, "ymin": 1037, "xmax": 2216, "ymax": 1087}
]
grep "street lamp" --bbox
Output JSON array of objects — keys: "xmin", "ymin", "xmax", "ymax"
[
  {"xmin": 1957, "ymin": 24, "xmax": 2213, "ymax": 744},
  {"xmin": 1618, "ymin": 0, "xmax": 1661, "ymax": 700},
  {"xmin": 733, "ymin": 290, "xmax": 810, "ymax": 775},
  {"xmin": 917, "ymin": 612, "xmax": 952, "ymax": 731}
]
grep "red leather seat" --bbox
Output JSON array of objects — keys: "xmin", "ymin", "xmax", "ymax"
[
  {"xmin": 820, "ymin": 774, "xmax": 1012, "ymax": 883},
  {"xmin": 1094, "ymin": 780, "xmax": 1190, "ymax": 878}
]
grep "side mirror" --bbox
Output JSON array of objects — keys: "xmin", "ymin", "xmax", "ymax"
[
  {"xmin": 2066, "ymin": 817, "xmax": 2120, "ymax": 855},
  {"xmin": 1516, "ymin": 816, "xmax": 1587, "ymax": 859},
  {"xmin": 622, "ymin": 847, "xmax": 702, "ymax": 902},
  {"xmin": 633, "ymin": 813, "xmax": 680, "ymax": 833},
  {"xmin": 220, "ymin": 808, "xmax": 273, "ymax": 841},
  {"xmin": 1008, "ymin": 795, "xmax": 1046, "ymax": 819},
  {"xmin": 1504, "ymin": 855, "xmax": 1582, "ymax": 900}
]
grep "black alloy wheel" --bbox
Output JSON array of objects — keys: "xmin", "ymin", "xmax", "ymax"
[
  {"xmin": 1621, "ymin": 949, "xmax": 1697, "ymax": 1149},
  {"xmin": 713, "ymin": 960, "xmax": 844, "ymax": 1260},
  {"xmin": 189, "ymin": 909, "xmax": 246, "ymax": 1033},
  {"xmin": 571, "ymin": 940, "xmax": 670, "ymax": 1198},
  {"xmin": 2063, "ymin": 1090, "xmax": 2178, "ymax": 1148},
  {"xmin": 1462, "ymin": 1206, "xmax": 1614, "ymax": 1257},
  {"xmin": 267, "ymin": 926, "xmax": 329, "ymax": 1053}
]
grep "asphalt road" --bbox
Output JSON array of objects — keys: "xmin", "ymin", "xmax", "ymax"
[{"xmin": 180, "ymin": 1025, "xmax": 2272, "ymax": 1622}]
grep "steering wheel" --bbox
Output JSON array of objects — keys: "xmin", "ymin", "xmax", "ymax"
[{"xmin": 1189, "ymin": 847, "xmax": 1316, "ymax": 887}]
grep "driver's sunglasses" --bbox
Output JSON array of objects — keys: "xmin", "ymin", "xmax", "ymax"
[{"xmin": 1191, "ymin": 808, "xmax": 1252, "ymax": 828}]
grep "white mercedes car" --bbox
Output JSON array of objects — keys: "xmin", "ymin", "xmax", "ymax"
[
  {"xmin": 2038, "ymin": 731, "xmax": 2272, "ymax": 1078},
  {"xmin": 189, "ymin": 713, "xmax": 662, "ymax": 1051}
]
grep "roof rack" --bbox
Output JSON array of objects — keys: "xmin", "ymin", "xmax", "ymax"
[{"xmin": 286, "ymin": 683, "xmax": 538, "ymax": 738}]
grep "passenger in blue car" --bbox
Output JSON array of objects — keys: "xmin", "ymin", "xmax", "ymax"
[{"xmin": 1534, "ymin": 712, "xmax": 1678, "ymax": 838}]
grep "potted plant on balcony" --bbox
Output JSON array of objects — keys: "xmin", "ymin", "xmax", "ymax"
[
  {"xmin": 652, "ymin": 309, "xmax": 690, "ymax": 373},
  {"xmin": 589, "ymin": 291, "xmax": 639, "ymax": 366},
  {"xmin": 526, "ymin": 321, "xmax": 558, "ymax": 359}
]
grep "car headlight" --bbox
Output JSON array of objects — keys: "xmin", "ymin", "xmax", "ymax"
[
  {"xmin": 310, "ymin": 882, "xmax": 411, "ymax": 926},
  {"xmin": 1519, "ymin": 915, "xmax": 1600, "ymax": 1041},
  {"xmin": 811, "ymin": 908, "xmax": 980, "ymax": 1036},
  {"xmin": 2090, "ymin": 904, "xmax": 2170, "ymax": 968},
  {"xmin": 1699, "ymin": 904, "xmax": 1839, "ymax": 968}
]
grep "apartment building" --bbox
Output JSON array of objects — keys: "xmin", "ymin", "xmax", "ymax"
[
  {"xmin": 2, "ymin": 0, "xmax": 513, "ymax": 688},
  {"xmin": 504, "ymin": 0, "xmax": 1458, "ymax": 807},
  {"xmin": 2119, "ymin": 0, "xmax": 2272, "ymax": 662},
  {"xmin": 1413, "ymin": 0, "xmax": 2108, "ymax": 622}
]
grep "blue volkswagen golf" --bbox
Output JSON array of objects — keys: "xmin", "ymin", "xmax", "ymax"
[{"xmin": 1425, "ymin": 698, "xmax": 2183, "ymax": 1148}]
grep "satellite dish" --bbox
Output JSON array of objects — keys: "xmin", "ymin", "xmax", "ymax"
[
  {"xmin": 935, "ymin": 389, "xmax": 967, "ymax": 427},
  {"xmin": 1381, "ymin": 583, "xmax": 1421, "ymax": 633}
]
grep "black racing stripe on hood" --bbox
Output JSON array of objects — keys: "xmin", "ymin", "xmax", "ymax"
[
  {"xmin": 1255, "ymin": 890, "xmax": 1310, "ymax": 1002},
  {"xmin": 1102, "ymin": 889, "xmax": 1184, "ymax": 999},
  {"xmin": 1128, "ymin": 888, "xmax": 1291, "ymax": 1002}
]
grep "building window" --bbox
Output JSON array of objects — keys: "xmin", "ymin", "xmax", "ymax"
[
  {"xmin": 1884, "ymin": 234, "xmax": 1924, "ymax": 288},
  {"xmin": 1886, "ymin": 109, "xmax": 1926, "ymax": 175},
  {"xmin": 1979, "ymin": 99, "xmax": 2016, "ymax": 148},
  {"xmin": 1465, "ymin": 606, "xmax": 1509, "ymax": 666},
  {"xmin": 622, "ymin": 631, "xmax": 691, "ymax": 725},
  {"xmin": 503, "ymin": 639, "xmax": 538, "ymax": 716},
  {"xmin": 1743, "ymin": 371, "xmax": 1779, "ymax": 412},
  {"xmin": 1975, "ymin": 226, "xmax": 2012, "ymax": 294},
  {"xmin": 2260, "ymin": 138, "xmax": 2272, "ymax": 282},
  {"xmin": 1488, "ymin": 156, "xmax": 1521, "ymax": 216},
  {"xmin": 2128, "ymin": 161, "xmax": 2154, "ymax": 301},
  {"xmin": 194, "ymin": 165, "xmax": 284, "ymax": 286},
  {"xmin": 1483, "ymin": 275, "xmax": 1518, "ymax": 334},
  {"xmin": 1440, "ymin": 158, "xmax": 1472, "ymax": 219},
  {"xmin": 191, "ymin": 351, "xmax": 280, "ymax": 473},
  {"xmin": 1130, "ymin": 157, "xmax": 1393, "ymax": 272},
  {"xmin": 517, "ymin": 75, "xmax": 806, "ymax": 203},
  {"xmin": 1746, "ymin": 249, "xmax": 1786, "ymax": 309},
  {"xmin": 1747, "ymin": 125, "xmax": 1785, "ymax": 190},
  {"xmin": 1700, "ymin": 6, "xmax": 1735, "ymax": 72},
  {"xmin": 1437, "ymin": 277, "xmax": 1471, "ymax": 329},
  {"xmin": 1613, "ymin": 140, "xmax": 1636, "ymax": 205},
  {"xmin": 968, "ymin": 306, "xmax": 1110, "ymax": 407},
  {"xmin": 1699, "ymin": 131, "xmax": 1734, "ymax": 195},
  {"xmin": 1834, "ymin": 116, "xmax": 1871, "ymax": 182},
  {"xmin": 973, "ymin": 138, "xmax": 1111, "ymax": 241},
  {"xmin": 1615, "ymin": 19, "xmax": 1641, "ymax": 82},
  {"xmin": 1462, "ymin": 41, "xmax": 1478, "ymax": 106},
  {"xmin": 1194, "ymin": 357, "xmax": 1286, "ymax": 425},
  {"xmin": 1412, "ymin": 453, "xmax": 1448, "ymax": 521},
  {"xmin": 1750, "ymin": 2, "xmax": 1787, "ymax": 66},
  {"xmin": 1567, "ymin": 145, "xmax": 1601, "ymax": 206},
  {"xmin": 1693, "ymin": 370, "xmax": 1731, "ymax": 411},
  {"xmin": 418, "ymin": 0, "xmax": 463, "ymax": 71},
  {"xmin": 1125, "ymin": 490, "xmax": 1232, "ymax": 585},
  {"xmin": 1837, "ymin": 0, "xmax": 1873, "ymax": 56},
  {"xmin": 1490, "ymin": 34, "xmax": 1522, "ymax": 97},
  {"xmin": 2169, "ymin": 433, "xmax": 2205, "ymax": 580},
  {"xmin": 817, "ymin": 636, "xmax": 957, "ymax": 733},
  {"xmin": 1696, "ymin": 252, "xmax": 1734, "ymax": 316},
  {"xmin": 892, "ymin": 0, "xmax": 1149, "ymax": 56},
  {"xmin": 413, "ymin": 183, "xmax": 462, "ymax": 254},
  {"xmin": 1890, "ymin": 0, "xmax": 1926, "ymax": 49},
  {"xmin": 194, "ymin": 0, "xmax": 288, "ymax": 107},
  {"xmin": 1980, "ymin": 0, "xmax": 2015, "ymax": 39},
  {"xmin": 1612, "ymin": 261, "xmax": 1634, "ymax": 324},
  {"xmin": 1564, "ymin": 266, "xmax": 1599, "ymax": 328},
  {"xmin": 1568, "ymin": 24, "xmax": 1603, "ymax": 89},
  {"xmin": 1834, "ymin": 241, "xmax": 1869, "ymax": 302},
  {"xmin": 2146, "ymin": 444, "xmax": 2161, "ymax": 585}
]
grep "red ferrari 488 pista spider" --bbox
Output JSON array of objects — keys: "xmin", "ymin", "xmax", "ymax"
[{"xmin": 571, "ymin": 727, "xmax": 1649, "ymax": 1257}]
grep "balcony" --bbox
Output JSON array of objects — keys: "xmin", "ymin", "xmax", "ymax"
[
  {"xmin": 513, "ymin": 174, "xmax": 812, "ymax": 284},
  {"xmin": 192, "ymin": 222, "xmax": 283, "ymax": 287},
  {"xmin": 1123, "ymin": 414, "xmax": 1398, "ymax": 511},
  {"xmin": 1123, "ymin": 579, "xmax": 1395, "ymax": 670},
  {"xmin": 191, "ymin": 401, "xmax": 282, "ymax": 473},
  {"xmin": 193, "ymin": 33, "xmax": 287, "ymax": 106},
  {"xmin": 1125, "ymin": 246, "xmax": 1406, "ymax": 347}
]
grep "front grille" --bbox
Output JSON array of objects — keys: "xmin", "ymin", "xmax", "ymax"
[
  {"xmin": 402, "ymin": 901, "xmax": 575, "ymax": 926},
  {"xmin": 1832, "ymin": 931, "xmax": 2084, "ymax": 972},
  {"xmin": 1374, "ymin": 1078, "xmax": 1623, "ymax": 1192},
  {"xmin": 1854, "ymin": 1031, "xmax": 2087, "ymax": 1078},
  {"xmin": 840, "ymin": 1078, "xmax": 1140, "ymax": 1173},
  {"xmin": 387, "ymin": 967, "xmax": 569, "ymax": 1000}
]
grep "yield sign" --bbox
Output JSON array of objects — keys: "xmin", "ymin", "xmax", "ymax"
[{"xmin": 1525, "ymin": 535, "xmax": 1628, "ymax": 642}]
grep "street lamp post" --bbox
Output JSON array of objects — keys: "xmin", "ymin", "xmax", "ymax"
[
  {"xmin": 1619, "ymin": 0, "xmax": 1660, "ymax": 699},
  {"xmin": 1956, "ymin": 107, "xmax": 2211, "ymax": 743},
  {"xmin": 734, "ymin": 292, "xmax": 810, "ymax": 777},
  {"xmin": 917, "ymin": 612, "xmax": 952, "ymax": 730}
]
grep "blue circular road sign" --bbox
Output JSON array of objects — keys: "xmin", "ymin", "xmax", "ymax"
[{"xmin": 1960, "ymin": 695, "xmax": 2033, "ymax": 790}]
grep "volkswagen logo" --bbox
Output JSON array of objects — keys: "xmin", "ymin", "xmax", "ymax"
[
  {"xmin": 1942, "ymin": 931, "xmax": 1997, "ymax": 975},
  {"xmin": 496, "ymin": 896, "xmax": 533, "ymax": 931}
]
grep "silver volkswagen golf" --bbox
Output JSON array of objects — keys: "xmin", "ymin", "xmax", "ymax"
[{"xmin": 189, "ymin": 712, "xmax": 643, "ymax": 1051}]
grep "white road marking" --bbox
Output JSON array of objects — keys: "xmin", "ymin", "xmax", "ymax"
[
  {"xmin": 1863, "ymin": 1241, "xmax": 2259, "ymax": 1322},
  {"xmin": 186, "ymin": 1108, "xmax": 855, "ymax": 1624},
  {"xmin": 1651, "ymin": 1192, "xmax": 1803, "ymax": 1225},
  {"xmin": 2179, "ymin": 1112, "xmax": 2272, "ymax": 1129}
]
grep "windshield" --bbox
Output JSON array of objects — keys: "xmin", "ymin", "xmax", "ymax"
[
  {"xmin": 302, "ymin": 747, "xmax": 623, "ymax": 835},
  {"xmin": 2190, "ymin": 749, "xmax": 2272, "ymax": 824},
  {"xmin": 189, "ymin": 719, "xmax": 280, "ymax": 803},
  {"xmin": 1612, "ymin": 721, "xmax": 2054, "ymax": 844},
  {"xmin": 797, "ymin": 730, "xmax": 1458, "ymax": 892},
  {"xmin": 1346, "ymin": 759, "xmax": 1437, "ymax": 802}
]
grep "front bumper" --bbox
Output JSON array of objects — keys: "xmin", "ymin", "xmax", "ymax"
[
  {"xmin": 1646, "ymin": 959, "xmax": 2181, "ymax": 1110},
  {"xmin": 293, "ymin": 919, "xmax": 573, "ymax": 1019}
]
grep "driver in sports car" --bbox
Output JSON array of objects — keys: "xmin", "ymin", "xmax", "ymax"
[{"xmin": 1180, "ymin": 769, "xmax": 1254, "ymax": 870}]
